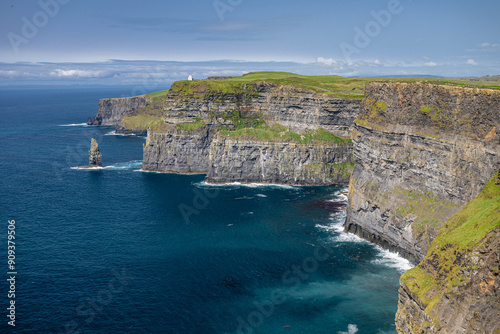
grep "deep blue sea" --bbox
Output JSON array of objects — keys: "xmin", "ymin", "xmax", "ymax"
[{"xmin": 0, "ymin": 87, "xmax": 412, "ymax": 334}]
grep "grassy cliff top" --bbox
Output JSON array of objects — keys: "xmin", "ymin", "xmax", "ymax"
[
  {"xmin": 401, "ymin": 172, "xmax": 500, "ymax": 311},
  {"xmin": 148, "ymin": 72, "xmax": 500, "ymax": 100}
]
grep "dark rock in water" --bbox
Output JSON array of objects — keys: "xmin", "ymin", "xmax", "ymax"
[
  {"xmin": 88, "ymin": 138, "xmax": 102, "ymax": 167},
  {"xmin": 115, "ymin": 125, "xmax": 147, "ymax": 136},
  {"xmin": 87, "ymin": 114, "xmax": 102, "ymax": 126}
]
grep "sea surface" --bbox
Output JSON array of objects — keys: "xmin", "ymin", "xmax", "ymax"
[{"xmin": 0, "ymin": 87, "xmax": 412, "ymax": 334}]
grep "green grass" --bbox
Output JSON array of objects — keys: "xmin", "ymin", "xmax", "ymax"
[
  {"xmin": 219, "ymin": 122, "xmax": 351, "ymax": 144},
  {"xmin": 147, "ymin": 90, "xmax": 170, "ymax": 100},
  {"xmin": 175, "ymin": 120, "xmax": 206, "ymax": 131},
  {"xmin": 121, "ymin": 114, "xmax": 163, "ymax": 130},
  {"xmin": 401, "ymin": 173, "xmax": 500, "ymax": 312},
  {"xmin": 330, "ymin": 162, "xmax": 355, "ymax": 178},
  {"xmin": 163, "ymin": 72, "xmax": 500, "ymax": 100}
]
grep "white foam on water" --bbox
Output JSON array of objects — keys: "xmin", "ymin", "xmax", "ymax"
[
  {"xmin": 197, "ymin": 181, "xmax": 296, "ymax": 189},
  {"xmin": 372, "ymin": 245, "xmax": 414, "ymax": 272},
  {"xmin": 256, "ymin": 194, "xmax": 267, "ymax": 198},
  {"xmin": 316, "ymin": 212, "xmax": 366, "ymax": 244},
  {"xmin": 71, "ymin": 166, "xmax": 109, "ymax": 170},
  {"xmin": 338, "ymin": 324, "xmax": 359, "ymax": 334},
  {"xmin": 105, "ymin": 131, "xmax": 140, "ymax": 136},
  {"xmin": 71, "ymin": 161, "xmax": 142, "ymax": 171},
  {"xmin": 59, "ymin": 123, "xmax": 88, "ymax": 127}
]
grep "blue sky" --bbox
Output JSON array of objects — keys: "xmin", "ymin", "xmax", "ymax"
[{"xmin": 1, "ymin": 0, "xmax": 499, "ymax": 85}]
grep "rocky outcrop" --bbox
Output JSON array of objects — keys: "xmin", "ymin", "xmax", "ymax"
[
  {"xmin": 87, "ymin": 96, "xmax": 148, "ymax": 126},
  {"xmin": 345, "ymin": 82, "xmax": 500, "ymax": 263},
  {"xmin": 395, "ymin": 175, "xmax": 500, "ymax": 334},
  {"xmin": 88, "ymin": 138, "xmax": 102, "ymax": 167},
  {"xmin": 142, "ymin": 124, "xmax": 219, "ymax": 174},
  {"xmin": 206, "ymin": 135, "xmax": 353, "ymax": 185}
]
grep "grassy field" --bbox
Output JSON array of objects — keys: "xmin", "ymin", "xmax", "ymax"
[{"xmin": 148, "ymin": 72, "xmax": 500, "ymax": 100}]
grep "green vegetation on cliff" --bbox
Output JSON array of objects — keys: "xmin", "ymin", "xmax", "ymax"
[
  {"xmin": 219, "ymin": 122, "xmax": 351, "ymax": 144},
  {"xmin": 401, "ymin": 173, "xmax": 500, "ymax": 313},
  {"xmin": 158, "ymin": 72, "xmax": 500, "ymax": 101},
  {"xmin": 176, "ymin": 120, "xmax": 206, "ymax": 131}
]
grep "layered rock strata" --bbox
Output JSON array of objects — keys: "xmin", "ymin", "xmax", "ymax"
[
  {"xmin": 206, "ymin": 135, "xmax": 353, "ymax": 185},
  {"xmin": 345, "ymin": 82, "xmax": 500, "ymax": 263},
  {"xmin": 142, "ymin": 124, "xmax": 219, "ymax": 174}
]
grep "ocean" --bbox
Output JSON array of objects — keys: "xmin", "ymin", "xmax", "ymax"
[{"xmin": 0, "ymin": 87, "xmax": 412, "ymax": 334}]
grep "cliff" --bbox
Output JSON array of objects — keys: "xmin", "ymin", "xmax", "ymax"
[
  {"xmin": 345, "ymin": 82, "xmax": 500, "ymax": 262},
  {"xmin": 396, "ymin": 174, "xmax": 500, "ymax": 334},
  {"xmin": 139, "ymin": 74, "xmax": 361, "ymax": 185},
  {"xmin": 206, "ymin": 132, "xmax": 353, "ymax": 185},
  {"xmin": 142, "ymin": 123, "xmax": 218, "ymax": 174},
  {"xmin": 161, "ymin": 80, "xmax": 360, "ymax": 137},
  {"xmin": 87, "ymin": 95, "xmax": 149, "ymax": 126}
]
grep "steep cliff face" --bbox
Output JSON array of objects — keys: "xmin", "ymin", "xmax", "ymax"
[
  {"xmin": 87, "ymin": 95, "xmax": 148, "ymax": 126},
  {"xmin": 206, "ymin": 134, "xmax": 353, "ymax": 185},
  {"xmin": 139, "ymin": 80, "xmax": 359, "ymax": 183},
  {"xmin": 396, "ymin": 174, "xmax": 500, "ymax": 334},
  {"xmin": 345, "ymin": 82, "xmax": 500, "ymax": 262},
  {"xmin": 162, "ymin": 81, "xmax": 360, "ymax": 137},
  {"xmin": 142, "ymin": 124, "xmax": 218, "ymax": 174}
]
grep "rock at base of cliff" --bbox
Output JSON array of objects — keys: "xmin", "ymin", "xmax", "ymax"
[{"xmin": 88, "ymin": 138, "xmax": 102, "ymax": 167}]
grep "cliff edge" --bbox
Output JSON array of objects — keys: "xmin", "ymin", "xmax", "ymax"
[{"xmin": 345, "ymin": 82, "xmax": 500, "ymax": 262}]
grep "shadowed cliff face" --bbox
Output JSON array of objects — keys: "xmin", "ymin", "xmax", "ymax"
[
  {"xmin": 142, "ymin": 124, "xmax": 218, "ymax": 174},
  {"xmin": 345, "ymin": 82, "xmax": 500, "ymax": 263},
  {"xmin": 206, "ymin": 135, "xmax": 353, "ymax": 186}
]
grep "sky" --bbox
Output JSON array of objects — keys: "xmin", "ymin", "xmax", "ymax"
[{"xmin": 1, "ymin": 0, "xmax": 499, "ymax": 86}]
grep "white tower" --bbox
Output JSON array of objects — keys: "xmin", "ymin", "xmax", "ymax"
[{"xmin": 188, "ymin": 75, "xmax": 193, "ymax": 81}]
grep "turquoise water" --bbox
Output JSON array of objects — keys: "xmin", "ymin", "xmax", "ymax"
[{"xmin": 0, "ymin": 87, "xmax": 411, "ymax": 333}]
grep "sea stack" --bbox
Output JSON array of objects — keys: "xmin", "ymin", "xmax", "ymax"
[{"xmin": 88, "ymin": 138, "xmax": 102, "ymax": 167}]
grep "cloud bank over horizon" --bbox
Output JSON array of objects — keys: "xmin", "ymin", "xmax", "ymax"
[
  {"xmin": 1, "ymin": 0, "xmax": 499, "ymax": 86},
  {"xmin": 0, "ymin": 57, "xmax": 497, "ymax": 87}
]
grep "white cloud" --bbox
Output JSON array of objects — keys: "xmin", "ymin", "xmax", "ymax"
[
  {"xmin": 466, "ymin": 59, "xmax": 478, "ymax": 65},
  {"xmin": 316, "ymin": 57, "xmax": 337, "ymax": 66},
  {"xmin": 374, "ymin": 59, "xmax": 381, "ymax": 65},
  {"xmin": 424, "ymin": 61, "xmax": 437, "ymax": 67},
  {"xmin": 50, "ymin": 69, "xmax": 105, "ymax": 78},
  {"xmin": 472, "ymin": 42, "xmax": 500, "ymax": 52}
]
